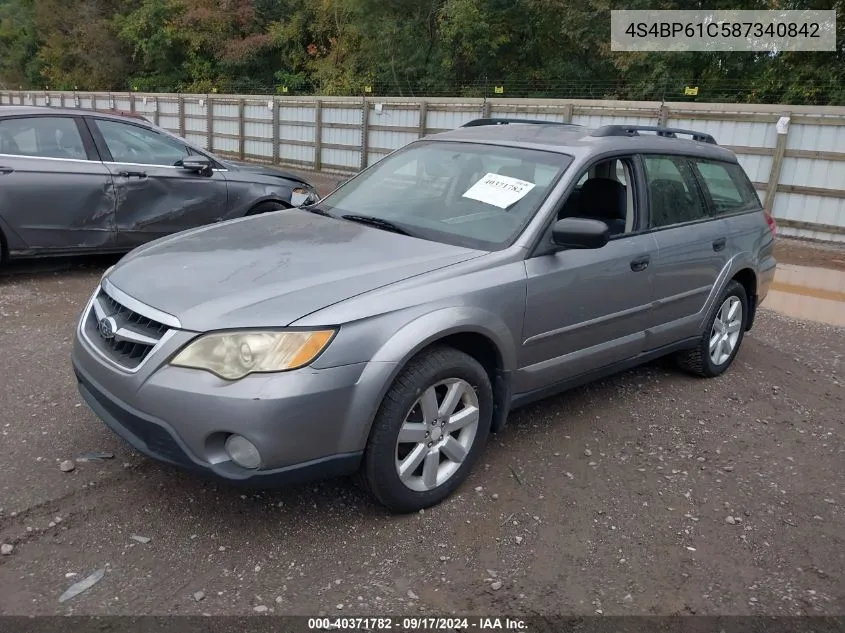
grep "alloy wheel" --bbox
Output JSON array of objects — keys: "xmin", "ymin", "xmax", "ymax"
[
  {"xmin": 394, "ymin": 378, "xmax": 480, "ymax": 492},
  {"xmin": 709, "ymin": 296, "xmax": 743, "ymax": 366}
]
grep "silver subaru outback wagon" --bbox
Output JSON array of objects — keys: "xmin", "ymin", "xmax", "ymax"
[{"xmin": 71, "ymin": 120, "xmax": 777, "ymax": 513}]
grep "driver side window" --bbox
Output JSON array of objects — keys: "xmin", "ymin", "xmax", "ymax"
[
  {"xmin": 559, "ymin": 157, "xmax": 637, "ymax": 236},
  {"xmin": 95, "ymin": 119, "xmax": 191, "ymax": 166}
]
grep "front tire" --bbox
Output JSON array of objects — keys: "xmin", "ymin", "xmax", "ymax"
[
  {"xmin": 676, "ymin": 280, "xmax": 748, "ymax": 378},
  {"xmin": 361, "ymin": 346, "xmax": 493, "ymax": 513}
]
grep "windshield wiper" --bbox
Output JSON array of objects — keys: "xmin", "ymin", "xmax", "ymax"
[
  {"xmin": 341, "ymin": 214, "xmax": 413, "ymax": 236},
  {"xmin": 301, "ymin": 203, "xmax": 335, "ymax": 218}
]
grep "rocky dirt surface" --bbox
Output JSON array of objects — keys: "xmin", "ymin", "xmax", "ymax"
[{"xmin": 0, "ymin": 204, "xmax": 843, "ymax": 616}]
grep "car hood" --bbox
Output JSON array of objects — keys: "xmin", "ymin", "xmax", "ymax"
[
  {"xmin": 107, "ymin": 210, "xmax": 484, "ymax": 331},
  {"xmin": 221, "ymin": 160, "xmax": 308, "ymax": 184}
]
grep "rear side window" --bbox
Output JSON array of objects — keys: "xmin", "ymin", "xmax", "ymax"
[
  {"xmin": 95, "ymin": 119, "xmax": 191, "ymax": 166},
  {"xmin": 0, "ymin": 116, "xmax": 88, "ymax": 160},
  {"xmin": 643, "ymin": 156, "xmax": 708, "ymax": 228},
  {"xmin": 693, "ymin": 160, "xmax": 761, "ymax": 215}
]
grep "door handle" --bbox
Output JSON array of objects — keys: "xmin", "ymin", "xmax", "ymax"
[
  {"xmin": 630, "ymin": 255, "xmax": 650, "ymax": 272},
  {"xmin": 117, "ymin": 170, "xmax": 147, "ymax": 179},
  {"xmin": 0, "ymin": 166, "xmax": 13, "ymax": 175}
]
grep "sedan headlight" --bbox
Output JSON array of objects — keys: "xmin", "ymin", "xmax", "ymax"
[
  {"xmin": 291, "ymin": 186, "xmax": 319, "ymax": 207},
  {"xmin": 170, "ymin": 330, "xmax": 335, "ymax": 380}
]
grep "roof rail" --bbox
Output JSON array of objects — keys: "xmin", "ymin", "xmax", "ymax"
[
  {"xmin": 461, "ymin": 118, "xmax": 580, "ymax": 128},
  {"xmin": 591, "ymin": 125, "xmax": 717, "ymax": 145}
]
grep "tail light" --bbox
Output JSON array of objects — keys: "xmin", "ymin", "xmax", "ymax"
[{"xmin": 764, "ymin": 210, "xmax": 777, "ymax": 237}]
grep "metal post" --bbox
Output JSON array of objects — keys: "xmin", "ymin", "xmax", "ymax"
[
  {"xmin": 562, "ymin": 103, "xmax": 573, "ymax": 123},
  {"xmin": 178, "ymin": 96, "xmax": 186, "ymax": 136},
  {"xmin": 657, "ymin": 104, "xmax": 669, "ymax": 127},
  {"xmin": 129, "ymin": 93, "xmax": 136, "ymax": 113},
  {"xmin": 764, "ymin": 113, "xmax": 791, "ymax": 216},
  {"xmin": 418, "ymin": 101, "xmax": 428, "ymax": 138},
  {"xmin": 272, "ymin": 98, "xmax": 280, "ymax": 165},
  {"xmin": 360, "ymin": 98, "xmax": 369, "ymax": 170},
  {"xmin": 314, "ymin": 100, "xmax": 323, "ymax": 171},
  {"xmin": 238, "ymin": 99, "xmax": 246, "ymax": 161},
  {"xmin": 206, "ymin": 96, "xmax": 213, "ymax": 152},
  {"xmin": 481, "ymin": 99, "xmax": 491, "ymax": 119}
]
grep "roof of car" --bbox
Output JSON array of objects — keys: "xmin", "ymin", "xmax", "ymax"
[
  {"xmin": 428, "ymin": 122, "xmax": 739, "ymax": 163},
  {"xmin": 0, "ymin": 105, "xmax": 151, "ymax": 124},
  {"xmin": 1, "ymin": 105, "xmax": 737, "ymax": 163}
]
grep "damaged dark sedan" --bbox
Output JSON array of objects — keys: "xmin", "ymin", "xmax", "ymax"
[{"xmin": 0, "ymin": 106, "xmax": 319, "ymax": 260}]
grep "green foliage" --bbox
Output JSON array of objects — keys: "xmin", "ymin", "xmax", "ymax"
[
  {"xmin": 0, "ymin": 0, "xmax": 41, "ymax": 87},
  {"xmin": 0, "ymin": 0, "xmax": 842, "ymax": 104}
]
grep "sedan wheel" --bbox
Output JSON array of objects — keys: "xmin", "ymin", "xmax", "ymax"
[{"xmin": 361, "ymin": 346, "xmax": 493, "ymax": 513}]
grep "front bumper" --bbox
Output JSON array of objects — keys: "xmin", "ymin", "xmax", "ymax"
[
  {"xmin": 72, "ymin": 326, "xmax": 398, "ymax": 488},
  {"xmin": 74, "ymin": 362, "xmax": 363, "ymax": 487}
]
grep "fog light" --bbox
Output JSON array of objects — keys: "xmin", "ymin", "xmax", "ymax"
[{"xmin": 225, "ymin": 435, "xmax": 261, "ymax": 469}]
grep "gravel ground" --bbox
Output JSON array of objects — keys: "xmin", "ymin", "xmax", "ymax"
[{"xmin": 0, "ymin": 198, "xmax": 843, "ymax": 616}]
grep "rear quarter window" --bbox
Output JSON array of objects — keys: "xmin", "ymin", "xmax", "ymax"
[
  {"xmin": 692, "ymin": 160, "xmax": 761, "ymax": 215},
  {"xmin": 642, "ymin": 155, "xmax": 709, "ymax": 228}
]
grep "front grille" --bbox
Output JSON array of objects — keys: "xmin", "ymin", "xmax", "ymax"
[{"xmin": 83, "ymin": 286, "xmax": 170, "ymax": 370}]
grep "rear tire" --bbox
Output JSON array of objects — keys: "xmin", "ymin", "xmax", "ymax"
[
  {"xmin": 676, "ymin": 280, "xmax": 748, "ymax": 378},
  {"xmin": 246, "ymin": 200, "xmax": 287, "ymax": 216},
  {"xmin": 361, "ymin": 346, "xmax": 493, "ymax": 513}
]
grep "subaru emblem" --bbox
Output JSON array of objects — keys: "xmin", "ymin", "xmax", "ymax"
[{"xmin": 98, "ymin": 316, "xmax": 117, "ymax": 340}]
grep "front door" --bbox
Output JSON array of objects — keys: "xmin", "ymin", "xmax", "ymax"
[
  {"xmin": 87, "ymin": 117, "xmax": 229, "ymax": 249},
  {"xmin": 515, "ymin": 156, "xmax": 657, "ymax": 395},
  {"xmin": 0, "ymin": 115, "xmax": 115, "ymax": 252}
]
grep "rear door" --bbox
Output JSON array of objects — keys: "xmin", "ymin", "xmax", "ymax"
[
  {"xmin": 642, "ymin": 154, "xmax": 730, "ymax": 349},
  {"xmin": 690, "ymin": 158, "xmax": 768, "ymax": 246},
  {"xmin": 0, "ymin": 115, "xmax": 116, "ymax": 252},
  {"xmin": 86, "ymin": 117, "xmax": 229, "ymax": 248}
]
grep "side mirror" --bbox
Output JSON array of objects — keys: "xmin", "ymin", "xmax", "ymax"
[
  {"xmin": 551, "ymin": 217, "xmax": 610, "ymax": 249},
  {"xmin": 181, "ymin": 155, "xmax": 212, "ymax": 176}
]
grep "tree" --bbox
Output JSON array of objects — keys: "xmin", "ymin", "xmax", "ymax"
[
  {"xmin": 34, "ymin": 0, "xmax": 132, "ymax": 90},
  {"xmin": 0, "ymin": 0, "xmax": 41, "ymax": 88},
  {"xmin": 0, "ymin": 0, "xmax": 842, "ymax": 104}
]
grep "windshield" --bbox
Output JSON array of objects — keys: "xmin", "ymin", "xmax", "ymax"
[{"xmin": 318, "ymin": 141, "xmax": 572, "ymax": 250}]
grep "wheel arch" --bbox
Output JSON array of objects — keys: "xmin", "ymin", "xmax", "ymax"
[
  {"xmin": 348, "ymin": 309, "xmax": 518, "ymax": 452},
  {"xmin": 731, "ymin": 267, "xmax": 758, "ymax": 331},
  {"xmin": 245, "ymin": 197, "xmax": 292, "ymax": 215},
  {"xmin": 699, "ymin": 253, "xmax": 758, "ymax": 332}
]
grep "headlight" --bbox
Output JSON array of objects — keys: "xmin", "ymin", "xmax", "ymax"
[
  {"xmin": 170, "ymin": 329, "xmax": 335, "ymax": 380},
  {"xmin": 291, "ymin": 186, "xmax": 319, "ymax": 207}
]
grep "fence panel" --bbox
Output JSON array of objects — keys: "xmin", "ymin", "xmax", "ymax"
[
  {"xmin": 2, "ymin": 91, "xmax": 844, "ymax": 242},
  {"xmin": 182, "ymin": 97, "xmax": 208, "ymax": 149}
]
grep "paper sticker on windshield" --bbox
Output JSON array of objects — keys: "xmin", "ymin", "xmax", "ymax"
[{"xmin": 462, "ymin": 173, "xmax": 535, "ymax": 209}]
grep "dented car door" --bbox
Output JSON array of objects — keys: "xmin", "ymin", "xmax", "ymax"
[
  {"xmin": 86, "ymin": 117, "xmax": 228, "ymax": 249},
  {"xmin": 0, "ymin": 114, "xmax": 116, "ymax": 252}
]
